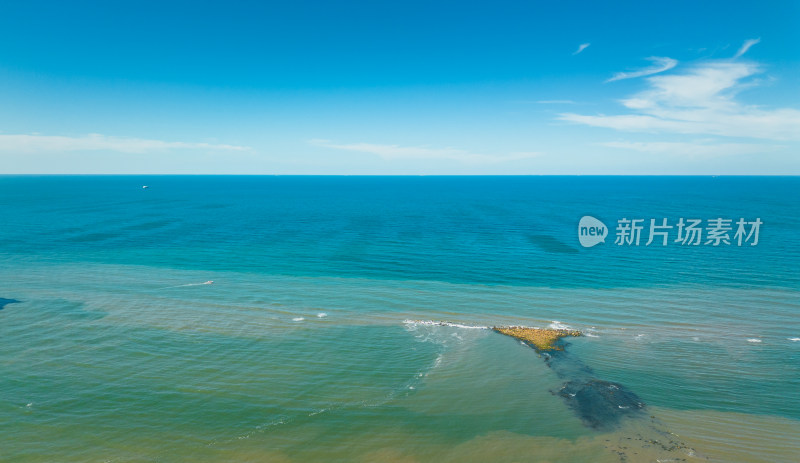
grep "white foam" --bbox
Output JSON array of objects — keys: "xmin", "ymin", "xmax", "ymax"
[
  {"xmin": 582, "ymin": 326, "xmax": 599, "ymax": 338},
  {"xmin": 292, "ymin": 317, "xmax": 305, "ymax": 322},
  {"xmin": 228, "ymin": 417, "xmax": 288, "ymax": 443},
  {"xmin": 402, "ymin": 320, "xmax": 488, "ymax": 330},
  {"xmin": 747, "ymin": 338, "xmax": 762, "ymax": 343},
  {"xmin": 159, "ymin": 280, "xmax": 214, "ymax": 289},
  {"xmin": 548, "ymin": 320, "xmax": 570, "ymax": 330},
  {"xmin": 789, "ymin": 338, "xmax": 800, "ymax": 342},
  {"xmin": 419, "ymin": 354, "xmax": 445, "ymax": 379},
  {"xmin": 317, "ymin": 312, "xmax": 327, "ymax": 318}
]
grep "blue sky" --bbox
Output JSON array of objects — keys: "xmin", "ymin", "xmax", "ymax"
[{"xmin": 1, "ymin": 0, "xmax": 798, "ymax": 174}]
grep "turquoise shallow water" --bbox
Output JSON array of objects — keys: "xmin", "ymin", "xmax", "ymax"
[{"xmin": 1, "ymin": 176, "xmax": 799, "ymax": 462}]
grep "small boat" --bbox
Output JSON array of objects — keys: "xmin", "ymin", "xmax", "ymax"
[{"xmin": 142, "ymin": 185, "xmax": 149, "ymax": 189}]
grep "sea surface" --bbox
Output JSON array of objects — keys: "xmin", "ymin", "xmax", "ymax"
[{"xmin": 1, "ymin": 176, "xmax": 799, "ymax": 462}]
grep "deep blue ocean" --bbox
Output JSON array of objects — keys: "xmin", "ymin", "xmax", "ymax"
[{"xmin": 1, "ymin": 176, "xmax": 799, "ymax": 462}]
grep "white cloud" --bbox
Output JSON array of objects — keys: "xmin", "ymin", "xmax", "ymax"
[
  {"xmin": 309, "ymin": 139, "xmax": 540, "ymax": 164},
  {"xmin": 606, "ymin": 57, "xmax": 678, "ymax": 82},
  {"xmin": 573, "ymin": 43, "xmax": 590, "ymax": 55},
  {"xmin": 734, "ymin": 38, "xmax": 760, "ymax": 59},
  {"xmin": 0, "ymin": 133, "xmax": 249, "ymax": 153},
  {"xmin": 560, "ymin": 59, "xmax": 800, "ymax": 140}
]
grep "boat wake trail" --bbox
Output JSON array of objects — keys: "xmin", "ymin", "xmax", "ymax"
[{"xmin": 157, "ymin": 280, "xmax": 214, "ymax": 289}]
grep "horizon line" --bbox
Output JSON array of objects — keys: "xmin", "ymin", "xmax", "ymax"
[{"xmin": 2, "ymin": 173, "xmax": 799, "ymax": 177}]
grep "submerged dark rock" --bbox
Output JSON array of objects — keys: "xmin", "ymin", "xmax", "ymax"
[
  {"xmin": 541, "ymin": 348, "xmax": 595, "ymax": 378},
  {"xmin": 545, "ymin": 348, "xmax": 646, "ymax": 431},
  {"xmin": 557, "ymin": 378, "xmax": 645, "ymax": 431},
  {"xmin": 528, "ymin": 234, "xmax": 580, "ymax": 254},
  {"xmin": 496, "ymin": 330, "xmax": 646, "ymax": 432},
  {"xmin": 495, "ymin": 326, "xmax": 698, "ymax": 461},
  {"xmin": 0, "ymin": 298, "xmax": 20, "ymax": 310}
]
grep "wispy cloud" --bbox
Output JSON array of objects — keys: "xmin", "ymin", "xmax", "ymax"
[
  {"xmin": 0, "ymin": 133, "xmax": 249, "ymax": 153},
  {"xmin": 560, "ymin": 54, "xmax": 800, "ymax": 141},
  {"xmin": 536, "ymin": 100, "xmax": 577, "ymax": 105},
  {"xmin": 606, "ymin": 57, "xmax": 678, "ymax": 82},
  {"xmin": 309, "ymin": 139, "xmax": 540, "ymax": 164},
  {"xmin": 734, "ymin": 38, "xmax": 760, "ymax": 58},
  {"xmin": 573, "ymin": 43, "xmax": 590, "ymax": 55}
]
